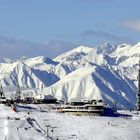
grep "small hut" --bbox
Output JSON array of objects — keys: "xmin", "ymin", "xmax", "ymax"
[{"xmin": 35, "ymin": 94, "xmax": 57, "ymax": 104}]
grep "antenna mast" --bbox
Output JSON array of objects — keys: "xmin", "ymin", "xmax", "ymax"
[
  {"xmin": 138, "ymin": 58, "xmax": 140, "ymax": 111},
  {"xmin": 15, "ymin": 84, "xmax": 21, "ymax": 101},
  {"xmin": 0, "ymin": 84, "xmax": 5, "ymax": 99}
]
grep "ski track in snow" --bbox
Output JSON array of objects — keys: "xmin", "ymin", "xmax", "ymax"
[
  {"xmin": 3, "ymin": 119, "xmax": 8, "ymax": 140},
  {"xmin": 1, "ymin": 105, "xmax": 8, "ymax": 140}
]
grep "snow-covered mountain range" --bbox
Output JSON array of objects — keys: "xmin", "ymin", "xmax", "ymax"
[{"xmin": 0, "ymin": 42, "xmax": 140, "ymax": 109}]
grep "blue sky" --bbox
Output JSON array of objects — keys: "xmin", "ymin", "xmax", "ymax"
[{"xmin": 0, "ymin": 0, "xmax": 140, "ymax": 58}]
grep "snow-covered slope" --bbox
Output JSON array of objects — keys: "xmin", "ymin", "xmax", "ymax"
[
  {"xmin": 1, "ymin": 104, "xmax": 140, "ymax": 140},
  {"xmin": 105, "ymin": 43, "xmax": 140, "ymax": 80},
  {"xmin": 54, "ymin": 45, "xmax": 106, "ymax": 67},
  {"xmin": 0, "ymin": 62, "xmax": 45, "ymax": 88},
  {"xmin": 45, "ymin": 66, "xmax": 136, "ymax": 109},
  {"xmin": 0, "ymin": 42, "xmax": 139, "ymax": 109}
]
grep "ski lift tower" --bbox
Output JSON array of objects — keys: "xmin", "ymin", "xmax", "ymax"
[
  {"xmin": 0, "ymin": 85, "xmax": 5, "ymax": 99},
  {"xmin": 15, "ymin": 84, "xmax": 21, "ymax": 101},
  {"xmin": 137, "ymin": 58, "xmax": 140, "ymax": 111}
]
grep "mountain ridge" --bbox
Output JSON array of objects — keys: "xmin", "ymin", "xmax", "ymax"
[{"xmin": 0, "ymin": 42, "xmax": 139, "ymax": 109}]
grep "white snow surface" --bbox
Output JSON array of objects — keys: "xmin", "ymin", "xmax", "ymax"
[
  {"xmin": 0, "ymin": 42, "xmax": 140, "ymax": 109},
  {"xmin": 0, "ymin": 104, "xmax": 140, "ymax": 140}
]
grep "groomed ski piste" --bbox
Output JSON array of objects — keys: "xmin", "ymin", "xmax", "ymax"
[{"xmin": 0, "ymin": 104, "xmax": 140, "ymax": 140}]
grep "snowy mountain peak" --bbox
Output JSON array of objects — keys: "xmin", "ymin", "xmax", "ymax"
[
  {"xmin": 118, "ymin": 44, "xmax": 128, "ymax": 48},
  {"xmin": 54, "ymin": 45, "xmax": 94, "ymax": 62},
  {"xmin": 97, "ymin": 42, "xmax": 117, "ymax": 54},
  {"xmin": 24, "ymin": 56, "xmax": 58, "ymax": 67},
  {"xmin": 72, "ymin": 45, "xmax": 94, "ymax": 53}
]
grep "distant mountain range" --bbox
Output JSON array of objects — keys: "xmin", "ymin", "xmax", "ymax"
[{"xmin": 0, "ymin": 41, "xmax": 140, "ymax": 109}]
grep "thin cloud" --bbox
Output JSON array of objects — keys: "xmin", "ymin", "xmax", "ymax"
[
  {"xmin": 0, "ymin": 35, "xmax": 78, "ymax": 59},
  {"xmin": 80, "ymin": 30, "xmax": 134, "ymax": 44},
  {"xmin": 121, "ymin": 20, "xmax": 140, "ymax": 32},
  {"xmin": 80, "ymin": 30, "xmax": 120, "ymax": 41}
]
